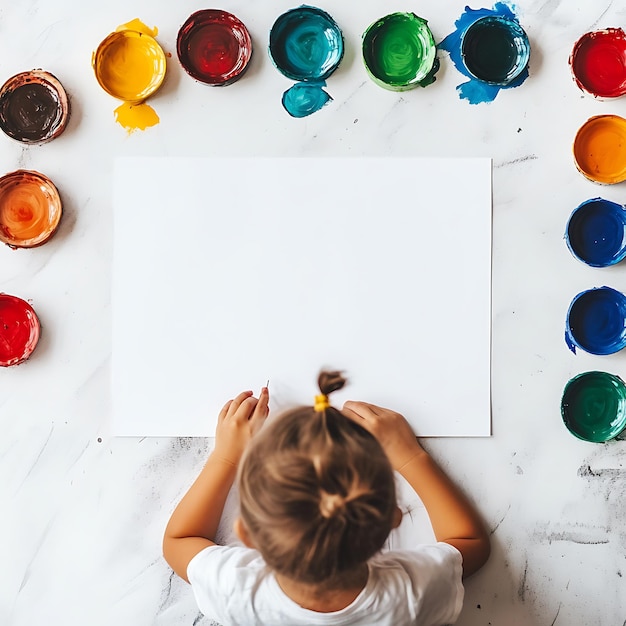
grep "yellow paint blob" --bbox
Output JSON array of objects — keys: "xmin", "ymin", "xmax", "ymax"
[
  {"xmin": 116, "ymin": 18, "xmax": 158, "ymax": 38},
  {"xmin": 573, "ymin": 114, "xmax": 626, "ymax": 184},
  {"xmin": 114, "ymin": 101, "xmax": 160, "ymax": 134}
]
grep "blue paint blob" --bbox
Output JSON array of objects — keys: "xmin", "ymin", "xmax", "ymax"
[
  {"xmin": 565, "ymin": 286, "xmax": 626, "ymax": 355},
  {"xmin": 565, "ymin": 198, "xmax": 626, "ymax": 267},
  {"xmin": 269, "ymin": 6, "xmax": 344, "ymax": 81},
  {"xmin": 282, "ymin": 82, "xmax": 331, "ymax": 117},
  {"xmin": 439, "ymin": 3, "xmax": 530, "ymax": 104}
]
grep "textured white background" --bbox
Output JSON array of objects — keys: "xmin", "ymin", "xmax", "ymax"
[{"xmin": 2, "ymin": 1, "xmax": 626, "ymax": 625}]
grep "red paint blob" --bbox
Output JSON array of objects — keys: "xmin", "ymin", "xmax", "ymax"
[
  {"xmin": 177, "ymin": 10, "xmax": 252, "ymax": 85},
  {"xmin": 0, "ymin": 293, "xmax": 40, "ymax": 367},
  {"xmin": 571, "ymin": 29, "xmax": 626, "ymax": 98}
]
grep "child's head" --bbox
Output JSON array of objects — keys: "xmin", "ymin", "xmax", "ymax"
[{"xmin": 236, "ymin": 371, "xmax": 397, "ymax": 585}]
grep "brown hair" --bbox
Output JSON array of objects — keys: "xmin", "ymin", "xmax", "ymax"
[{"xmin": 237, "ymin": 371, "xmax": 397, "ymax": 585}]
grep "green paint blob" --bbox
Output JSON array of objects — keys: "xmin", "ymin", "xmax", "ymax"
[
  {"xmin": 561, "ymin": 371, "xmax": 626, "ymax": 442},
  {"xmin": 461, "ymin": 16, "xmax": 529, "ymax": 85},
  {"xmin": 362, "ymin": 13, "xmax": 437, "ymax": 91}
]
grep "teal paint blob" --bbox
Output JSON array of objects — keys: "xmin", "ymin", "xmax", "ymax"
[
  {"xmin": 268, "ymin": 6, "xmax": 343, "ymax": 117},
  {"xmin": 268, "ymin": 6, "xmax": 344, "ymax": 81},
  {"xmin": 439, "ymin": 3, "xmax": 530, "ymax": 104},
  {"xmin": 565, "ymin": 286, "xmax": 626, "ymax": 355},
  {"xmin": 282, "ymin": 82, "xmax": 331, "ymax": 117},
  {"xmin": 561, "ymin": 371, "xmax": 626, "ymax": 442},
  {"xmin": 362, "ymin": 12, "xmax": 439, "ymax": 91}
]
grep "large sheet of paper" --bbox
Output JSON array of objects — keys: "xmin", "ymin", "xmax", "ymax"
[{"xmin": 112, "ymin": 157, "xmax": 492, "ymax": 437}]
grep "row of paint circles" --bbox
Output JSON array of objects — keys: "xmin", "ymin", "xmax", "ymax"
[
  {"xmin": 561, "ymin": 29, "xmax": 626, "ymax": 442},
  {"xmin": 2, "ymin": 10, "xmax": 626, "ymax": 367},
  {"xmin": 0, "ymin": 5, "xmax": 533, "ymax": 366}
]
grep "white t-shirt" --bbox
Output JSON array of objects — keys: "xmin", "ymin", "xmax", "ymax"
[{"xmin": 187, "ymin": 542, "xmax": 464, "ymax": 626}]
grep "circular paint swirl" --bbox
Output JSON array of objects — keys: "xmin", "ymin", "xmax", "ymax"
[
  {"xmin": 0, "ymin": 170, "xmax": 62, "ymax": 248},
  {"xmin": 573, "ymin": 115, "xmax": 626, "ymax": 184},
  {"xmin": 0, "ymin": 293, "xmax": 40, "ymax": 367},
  {"xmin": 177, "ymin": 10, "xmax": 252, "ymax": 85},
  {"xmin": 362, "ymin": 12, "xmax": 437, "ymax": 90},
  {"xmin": 561, "ymin": 371, "xmax": 626, "ymax": 442},
  {"xmin": 565, "ymin": 198, "xmax": 626, "ymax": 267},
  {"xmin": 94, "ymin": 28, "xmax": 166, "ymax": 102},
  {"xmin": 461, "ymin": 15, "xmax": 530, "ymax": 85},
  {"xmin": 269, "ymin": 6, "xmax": 344, "ymax": 81},
  {"xmin": 571, "ymin": 29, "xmax": 626, "ymax": 98},
  {"xmin": 565, "ymin": 286, "xmax": 626, "ymax": 355},
  {"xmin": 0, "ymin": 71, "xmax": 69, "ymax": 144}
]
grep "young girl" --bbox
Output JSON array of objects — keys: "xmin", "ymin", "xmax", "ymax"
[{"xmin": 163, "ymin": 371, "xmax": 490, "ymax": 625}]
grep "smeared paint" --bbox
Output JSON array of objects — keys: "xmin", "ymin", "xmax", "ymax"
[
  {"xmin": 565, "ymin": 286, "xmax": 626, "ymax": 355},
  {"xmin": 571, "ymin": 29, "xmax": 626, "ymax": 98},
  {"xmin": 0, "ymin": 293, "xmax": 40, "ymax": 367},
  {"xmin": 114, "ymin": 101, "xmax": 159, "ymax": 133},
  {"xmin": 269, "ymin": 6, "xmax": 343, "ymax": 118},
  {"xmin": 362, "ymin": 12, "xmax": 438, "ymax": 91},
  {"xmin": 439, "ymin": 3, "xmax": 530, "ymax": 104},
  {"xmin": 177, "ymin": 10, "xmax": 252, "ymax": 85},
  {"xmin": 0, "ymin": 170, "xmax": 62, "ymax": 248},
  {"xmin": 282, "ymin": 82, "xmax": 331, "ymax": 117},
  {"xmin": 561, "ymin": 371, "xmax": 626, "ymax": 442},
  {"xmin": 573, "ymin": 115, "xmax": 626, "ymax": 184},
  {"xmin": 0, "ymin": 71, "xmax": 69, "ymax": 144},
  {"xmin": 565, "ymin": 198, "xmax": 626, "ymax": 267},
  {"xmin": 93, "ymin": 18, "xmax": 165, "ymax": 133}
]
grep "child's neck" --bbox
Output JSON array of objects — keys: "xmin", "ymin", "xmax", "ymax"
[{"xmin": 275, "ymin": 564, "xmax": 369, "ymax": 613}]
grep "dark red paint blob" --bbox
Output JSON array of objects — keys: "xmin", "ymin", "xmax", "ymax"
[
  {"xmin": 0, "ymin": 293, "xmax": 40, "ymax": 367},
  {"xmin": 571, "ymin": 29, "xmax": 626, "ymax": 98},
  {"xmin": 177, "ymin": 10, "xmax": 252, "ymax": 85}
]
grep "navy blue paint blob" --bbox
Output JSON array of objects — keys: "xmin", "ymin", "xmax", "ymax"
[
  {"xmin": 565, "ymin": 198, "xmax": 626, "ymax": 267},
  {"xmin": 439, "ymin": 2, "xmax": 530, "ymax": 104},
  {"xmin": 269, "ymin": 6, "xmax": 344, "ymax": 81},
  {"xmin": 282, "ymin": 82, "xmax": 331, "ymax": 117},
  {"xmin": 565, "ymin": 286, "xmax": 626, "ymax": 355}
]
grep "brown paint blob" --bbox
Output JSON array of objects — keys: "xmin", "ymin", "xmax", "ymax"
[{"xmin": 0, "ymin": 71, "xmax": 70, "ymax": 144}]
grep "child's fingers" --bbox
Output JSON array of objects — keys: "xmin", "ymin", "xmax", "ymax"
[
  {"xmin": 343, "ymin": 400, "xmax": 380, "ymax": 422},
  {"xmin": 225, "ymin": 390, "xmax": 254, "ymax": 418},
  {"xmin": 251, "ymin": 387, "xmax": 270, "ymax": 421},
  {"xmin": 218, "ymin": 399, "xmax": 234, "ymax": 422}
]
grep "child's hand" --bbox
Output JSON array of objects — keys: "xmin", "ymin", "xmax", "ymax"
[
  {"xmin": 213, "ymin": 387, "xmax": 269, "ymax": 466},
  {"xmin": 342, "ymin": 401, "xmax": 424, "ymax": 471}
]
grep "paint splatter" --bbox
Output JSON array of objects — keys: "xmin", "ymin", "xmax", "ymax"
[
  {"xmin": 269, "ymin": 6, "xmax": 343, "ymax": 118},
  {"xmin": 565, "ymin": 198, "xmax": 626, "ymax": 267},
  {"xmin": 573, "ymin": 115, "xmax": 626, "ymax": 184},
  {"xmin": 0, "ymin": 170, "xmax": 62, "ymax": 248},
  {"xmin": 571, "ymin": 29, "xmax": 626, "ymax": 98},
  {"xmin": 93, "ymin": 18, "xmax": 165, "ymax": 133},
  {"xmin": 0, "ymin": 294, "xmax": 40, "ymax": 367},
  {"xmin": 439, "ymin": 3, "xmax": 530, "ymax": 104},
  {"xmin": 561, "ymin": 371, "xmax": 626, "ymax": 442},
  {"xmin": 362, "ymin": 12, "xmax": 439, "ymax": 91},
  {"xmin": 282, "ymin": 82, "xmax": 332, "ymax": 117},
  {"xmin": 0, "ymin": 71, "xmax": 70, "ymax": 144},
  {"xmin": 565, "ymin": 287, "xmax": 626, "ymax": 356},
  {"xmin": 177, "ymin": 10, "xmax": 252, "ymax": 85}
]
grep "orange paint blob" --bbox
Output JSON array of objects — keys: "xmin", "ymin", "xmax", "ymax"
[
  {"xmin": 573, "ymin": 115, "xmax": 626, "ymax": 184},
  {"xmin": 0, "ymin": 170, "xmax": 62, "ymax": 248}
]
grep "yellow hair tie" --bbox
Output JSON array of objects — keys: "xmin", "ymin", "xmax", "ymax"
[{"xmin": 314, "ymin": 394, "xmax": 330, "ymax": 412}]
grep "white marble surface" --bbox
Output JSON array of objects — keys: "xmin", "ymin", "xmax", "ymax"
[{"xmin": 2, "ymin": 1, "xmax": 626, "ymax": 625}]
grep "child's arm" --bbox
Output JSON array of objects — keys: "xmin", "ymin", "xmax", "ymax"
[
  {"xmin": 163, "ymin": 388, "xmax": 269, "ymax": 582},
  {"xmin": 342, "ymin": 401, "xmax": 490, "ymax": 578}
]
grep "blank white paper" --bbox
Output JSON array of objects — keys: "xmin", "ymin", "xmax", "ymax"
[{"xmin": 112, "ymin": 157, "xmax": 492, "ymax": 437}]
